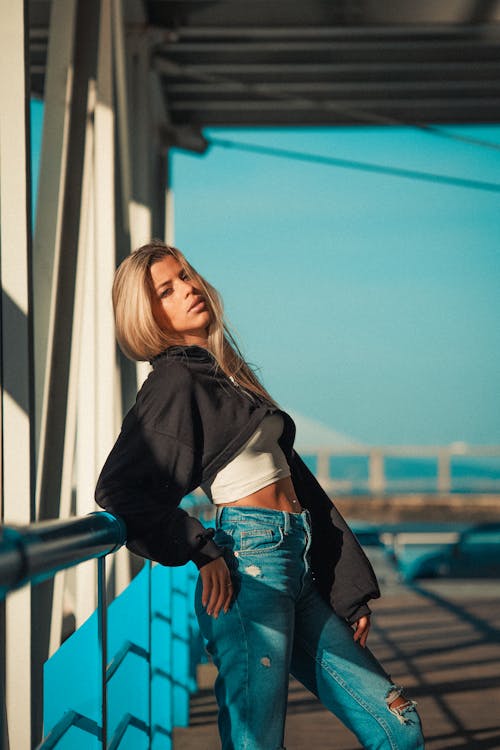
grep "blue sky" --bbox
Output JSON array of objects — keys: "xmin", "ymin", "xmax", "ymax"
[
  {"xmin": 31, "ymin": 101, "xmax": 500, "ymax": 445},
  {"xmin": 172, "ymin": 126, "xmax": 500, "ymax": 445}
]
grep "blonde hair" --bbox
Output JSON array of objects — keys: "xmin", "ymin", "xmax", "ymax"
[{"xmin": 113, "ymin": 241, "xmax": 278, "ymax": 405}]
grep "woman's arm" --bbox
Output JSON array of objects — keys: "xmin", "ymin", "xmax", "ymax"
[{"xmin": 95, "ymin": 405, "xmax": 223, "ymax": 568}]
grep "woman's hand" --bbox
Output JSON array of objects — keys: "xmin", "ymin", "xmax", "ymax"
[
  {"xmin": 352, "ymin": 614, "xmax": 371, "ymax": 647},
  {"xmin": 199, "ymin": 556, "xmax": 233, "ymax": 618}
]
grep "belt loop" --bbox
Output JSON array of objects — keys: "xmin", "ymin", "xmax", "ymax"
[
  {"xmin": 216, "ymin": 506, "xmax": 223, "ymax": 528},
  {"xmin": 282, "ymin": 510, "xmax": 290, "ymax": 535}
]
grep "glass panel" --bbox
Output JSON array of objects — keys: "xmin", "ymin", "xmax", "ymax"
[
  {"xmin": 43, "ymin": 602, "xmax": 100, "ymax": 749},
  {"xmin": 107, "ymin": 565, "xmax": 150, "ymax": 749},
  {"xmin": 152, "ymin": 565, "xmax": 173, "ymax": 750}
]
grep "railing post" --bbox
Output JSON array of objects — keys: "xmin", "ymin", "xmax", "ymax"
[
  {"xmin": 148, "ymin": 560, "xmax": 153, "ymax": 748},
  {"xmin": 437, "ymin": 448, "xmax": 452, "ymax": 493},
  {"xmin": 98, "ymin": 556, "xmax": 107, "ymax": 749},
  {"xmin": 316, "ymin": 450, "xmax": 330, "ymax": 488},
  {"xmin": 369, "ymin": 448, "xmax": 386, "ymax": 494}
]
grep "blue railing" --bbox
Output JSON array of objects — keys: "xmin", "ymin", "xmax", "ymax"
[{"xmin": 0, "ymin": 511, "xmax": 206, "ymax": 749}]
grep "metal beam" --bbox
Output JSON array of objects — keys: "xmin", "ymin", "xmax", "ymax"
[
  {"xmin": 126, "ymin": 14, "xmax": 166, "ymax": 387},
  {"xmin": 167, "ymin": 96, "xmax": 500, "ymax": 123},
  {"xmin": 149, "ymin": 45, "xmax": 173, "ymax": 239},
  {"xmin": 145, "ymin": 0, "xmax": 500, "ymax": 24},
  {"xmin": 167, "ymin": 96, "xmax": 500, "ymax": 111},
  {"xmin": 154, "ymin": 38, "xmax": 500, "ymax": 58},
  {"xmin": 94, "ymin": 0, "xmax": 118, "ymax": 475},
  {"xmin": 165, "ymin": 22, "xmax": 500, "ymax": 39},
  {"xmin": 94, "ymin": 0, "xmax": 131, "ymax": 604},
  {"xmin": 165, "ymin": 80, "xmax": 500, "ymax": 97},
  {"xmin": 112, "ymin": 0, "xmax": 145, "ymax": 426},
  {"xmin": 35, "ymin": 0, "xmax": 100, "ymax": 521},
  {"xmin": 0, "ymin": 3, "xmax": 35, "ymax": 749},
  {"xmin": 33, "ymin": 0, "xmax": 77, "ymax": 464},
  {"xmin": 75, "ymin": 78, "xmax": 99, "ymax": 627},
  {"xmin": 165, "ymin": 107, "xmax": 500, "ymax": 127},
  {"xmin": 154, "ymin": 59, "xmax": 500, "ymax": 80},
  {"xmin": 112, "ymin": 0, "xmax": 133, "ymax": 239},
  {"xmin": 165, "ymin": 150, "xmax": 175, "ymax": 247},
  {"xmin": 129, "ymin": 41, "xmax": 153, "ymax": 250},
  {"xmin": 31, "ymin": 0, "xmax": 101, "ymax": 739}
]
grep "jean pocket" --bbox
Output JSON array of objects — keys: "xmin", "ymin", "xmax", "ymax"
[{"xmin": 237, "ymin": 526, "xmax": 284, "ymax": 554}]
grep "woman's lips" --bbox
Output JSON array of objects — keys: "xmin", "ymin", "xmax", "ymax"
[{"xmin": 189, "ymin": 299, "xmax": 206, "ymax": 313}]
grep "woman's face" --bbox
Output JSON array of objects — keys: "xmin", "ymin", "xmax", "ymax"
[{"xmin": 149, "ymin": 255, "xmax": 211, "ymax": 346}]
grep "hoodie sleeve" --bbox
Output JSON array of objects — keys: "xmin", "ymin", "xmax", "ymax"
[
  {"xmin": 289, "ymin": 450, "xmax": 381, "ymax": 624},
  {"xmin": 94, "ymin": 368, "xmax": 224, "ymax": 568}
]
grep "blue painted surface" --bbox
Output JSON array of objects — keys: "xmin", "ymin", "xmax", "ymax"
[
  {"xmin": 44, "ymin": 605, "xmax": 101, "ymax": 749},
  {"xmin": 107, "ymin": 565, "xmax": 151, "ymax": 749},
  {"xmin": 42, "ymin": 546, "xmax": 205, "ymax": 749},
  {"xmin": 47, "ymin": 723, "xmax": 100, "ymax": 750},
  {"xmin": 151, "ymin": 565, "xmax": 173, "ymax": 750},
  {"xmin": 171, "ymin": 565, "xmax": 192, "ymax": 729}
]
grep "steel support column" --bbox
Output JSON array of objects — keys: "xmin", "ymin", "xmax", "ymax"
[
  {"xmin": 74, "ymin": 80, "xmax": 99, "ymax": 628},
  {"xmin": 33, "ymin": 0, "xmax": 80, "ymax": 663},
  {"xmin": 31, "ymin": 0, "xmax": 101, "ymax": 739},
  {"xmin": 129, "ymin": 38, "xmax": 155, "ymax": 388},
  {"xmin": 33, "ymin": 0, "xmax": 77, "ymax": 461},
  {"xmin": 94, "ymin": 0, "xmax": 118, "ymax": 489},
  {"xmin": 165, "ymin": 150, "xmax": 175, "ymax": 246},
  {"xmin": 0, "ymin": 3, "xmax": 35, "ymax": 748}
]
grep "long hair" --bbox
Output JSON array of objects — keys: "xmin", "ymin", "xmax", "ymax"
[{"xmin": 112, "ymin": 241, "xmax": 278, "ymax": 405}]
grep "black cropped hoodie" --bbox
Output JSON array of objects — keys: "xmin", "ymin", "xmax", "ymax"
[{"xmin": 95, "ymin": 345, "xmax": 380, "ymax": 624}]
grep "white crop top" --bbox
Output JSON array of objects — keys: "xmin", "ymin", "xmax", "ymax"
[{"xmin": 201, "ymin": 412, "xmax": 291, "ymax": 504}]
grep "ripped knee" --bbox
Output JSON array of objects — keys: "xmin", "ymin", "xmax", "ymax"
[{"xmin": 385, "ymin": 685, "xmax": 418, "ymax": 725}]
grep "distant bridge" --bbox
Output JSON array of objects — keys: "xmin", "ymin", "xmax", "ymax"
[{"xmin": 302, "ymin": 443, "xmax": 500, "ymax": 495}]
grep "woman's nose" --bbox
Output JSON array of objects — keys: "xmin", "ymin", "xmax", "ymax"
[{"xmin": 181, "ymin": 278, "xmax": 195, "ymax": 294}]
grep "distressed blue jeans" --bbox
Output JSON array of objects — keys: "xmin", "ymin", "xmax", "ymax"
[{"xmin": 195, "ymin": 506, "xmax": 425, "ymax": 750}]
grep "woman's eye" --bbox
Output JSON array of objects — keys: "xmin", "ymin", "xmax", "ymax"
[{"xmin": 160, "ymin": 288, "xmax": 172, "ymax": 298}]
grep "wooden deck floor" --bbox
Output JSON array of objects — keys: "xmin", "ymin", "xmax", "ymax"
[{"xmin": 174, "ymin": 576, "xmax": 500, "ymax": 750}]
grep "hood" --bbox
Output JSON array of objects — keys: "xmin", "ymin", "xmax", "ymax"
[{"xmin": 150, "ymin": 344, "xmax": 215, "ymax": 367}]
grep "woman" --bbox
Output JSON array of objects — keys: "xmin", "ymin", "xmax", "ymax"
[{"xmin": 95, "ymin": 241, "xmax": 425, "ymax": 750}]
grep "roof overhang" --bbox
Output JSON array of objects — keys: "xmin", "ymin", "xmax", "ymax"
[{"xmin": 30, "ymin": 0, "xmax": 500, "ymax": 130}]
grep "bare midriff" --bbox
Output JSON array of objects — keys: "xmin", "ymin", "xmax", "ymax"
[{"xmin": 217, "ymin": 475, "xmax": 303, "ymax": 514}]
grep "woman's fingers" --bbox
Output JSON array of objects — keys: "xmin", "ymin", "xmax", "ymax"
[
  {"xmin": 211, "ymin": 584, "xmax": 227, "ymax": 618},
  {"xmin": 223, "ymin": 582, "xmax": 233, "ymax": 614},
  {"xmin": 210, "ymin": 569, "xmax": 234, "ymax": 617},
  {"xmin": 352, "ymin": 615, "xmax": 371, "ymax": 647},
  {"xmin": 200, "ymin": 561, "xmax": 215, "ymax": 609},
  {"xmin": 359, "ymin": 623, "xmax": 370, "ymax": 648},
  {"xmin": 200, "ymin": 557, "xmax": 233, "ymax": 618},
  {"xmin": 205, "ymin": 573, "xmax": 220, "ymax": 615},
  {"xmin": 200, "ymin": 566, "xmax": 212, "ymax": 608}
]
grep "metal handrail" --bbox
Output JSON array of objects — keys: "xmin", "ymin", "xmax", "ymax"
[{"xmin": 0, "ymin": 511, "xmax": 127, "ymax": 598}]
